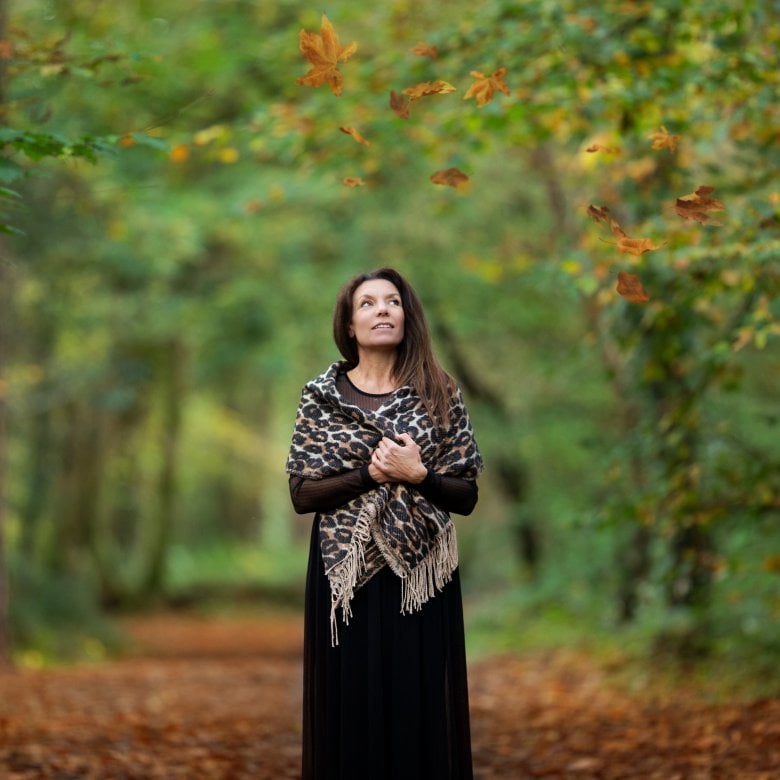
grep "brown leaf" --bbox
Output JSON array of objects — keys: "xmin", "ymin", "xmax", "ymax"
[
  {"xmin": 463, "ymin": 68, "xmax": 510, "ymax": 107},
  {"xmin": 649, "ymin": 125, "xmax": 681, "ymax": 152},
  {"xmin": 339, "ymin": 126, "xmax": 370, "ymax": 145},
  {"xmin": 389, "ymin": 90, "xmax": 410, "ymax": 119},
  {"xmin": 343, "ymin": 177, "xmax": 365, "ymax": 187},
  {"xmin": 675, "ymin": 185, "xmax": 725, "ymax": 225},
  {"xmin": 586, "ymin": 143, "xmax": 621, "ymax": 154},
  {"xmin": 616, "ymin": 271, "xmax": 649, "ymax": 303},
  {"xmin": 587, "ymin": 205, "xmax": 612, "ymax": 225},
  {"xmin": 296, "ymin": 14, "xmax": 357, "ymax": 97},
  {"xmin": 430, "ymin": 167, "xmax": 470, "ymax": 189},
  {"xmin": 410, "ymin": 41, "xmax": 438, "ymax": 58},
  {"xmin": 402, "ymin": 80, "xmax": 456, "ymax": 101}
]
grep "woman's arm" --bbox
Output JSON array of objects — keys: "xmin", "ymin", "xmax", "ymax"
[
  {"xmin": 289, "ymin": 467, "xmax": 378, "ymax": 514},
  {"xmin": 414, "ymin": 471, "xmax": 478, "ymax": 515}
]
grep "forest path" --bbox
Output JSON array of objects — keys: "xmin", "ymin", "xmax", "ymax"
[{"xmin": 1, "ymin": 612, "xmax": 778, "ymax": 779}]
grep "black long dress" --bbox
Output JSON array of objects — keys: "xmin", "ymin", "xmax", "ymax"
[{"xmin": 290, "ymin": 374, "xmax": 478, "ymax": 780}]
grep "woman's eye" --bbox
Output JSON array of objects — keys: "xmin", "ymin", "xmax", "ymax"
[{"xmin": 390, "ymin": 299, "xmax": 401, "ymax": 306}]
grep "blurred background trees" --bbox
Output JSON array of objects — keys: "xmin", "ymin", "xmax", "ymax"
[{"xmin": 1, "ymin": 0, "xmax": 778, "ymax": 683}]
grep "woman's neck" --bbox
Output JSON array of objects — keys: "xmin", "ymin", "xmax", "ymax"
[{"xmin": 347, "ymin": 352, "xmax": 398, "ymax": 394}]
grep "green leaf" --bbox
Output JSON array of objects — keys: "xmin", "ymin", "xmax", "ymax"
[{"xmin": 0, "ymin": 157, "xmax": 24, "ymax": 183}]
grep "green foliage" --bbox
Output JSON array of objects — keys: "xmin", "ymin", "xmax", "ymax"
[
  {"xmin": 8, "ymin": 556, "xmax": 121, "ymax": 666},
  {"xmin": 3, "ymin": 0, "xmax": 779, "ymax": 675}
]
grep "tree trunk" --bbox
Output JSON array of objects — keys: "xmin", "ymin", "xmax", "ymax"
[
  {"xmin": 0, "ymin": 251, "xmax": 9, "ymax": 666},
  {"xmin": 141, "ymin": 339, "xmax": 185, "ymax": 598},
  {"xmin": 0, "ymin": 0, "xmax": 11, "ymax": 667},
  {"xmin": 433, "ymin": 318, "xmax": 540, "ymax": 574}
]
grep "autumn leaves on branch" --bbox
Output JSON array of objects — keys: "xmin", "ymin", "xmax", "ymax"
[{"xmin": 296, "ymin": 14, "xmax": 726, "ymax": 304}]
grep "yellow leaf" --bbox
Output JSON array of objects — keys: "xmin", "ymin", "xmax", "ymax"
[{"xmin": 217, "ymin": 147, "xmax": 239, "ymax": 164}]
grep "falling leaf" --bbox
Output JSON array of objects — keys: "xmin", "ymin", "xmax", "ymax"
[
  {"xmin": 616, "ymin": 271, "xmax": 649, "ymax": 303},
  {"xmin": 170, "ymin": 144, "xmax": 189, "ymax": 163},
  {"xmin": 609, "ymin": 220, "xmax": 663, "ymax": 255},
  {"xmin": 402, "ymin": 80, "xmax": 456, "ymax": 101},
  {"xmin": 217, "ymin": 147, "xmax": 239, "ymax": 164},
  {"xmin": 586, "ymin": 143, "xmax": 621, "ymax": 154},
  {"xmin": 675, "ymin": 185, "xmax": 725, "ymax": 225},
  {"xmin": 339, "ymin": 126, "xmax": 370, "ymax": 145},
  {"xmin": 431, "ymin": 167, "xmax": 470, "ymax": 190},
  {"xmin": 616, "ymin": 236, "xmax": 665, "ymax": 256},
  {"xmin": 587, "ymin": 204, "xmax": 612, "ymax": 225},
  {"xmin": 463, "ymin": 68, "xmax": 510, "ymax": 107},
  {"xmin": 0, "ymin": 39, "xmax": 14, "ymax": 59},
  {"xmin": 410, "ymin": 41, "xmax": 438, "ymax": 58},
  {"xmin": 343, "ymin": 177, "xmax": 365, "ymax": 187},
  {"xmin": 389, "ymin": 90, "xmax": 410, "ymax": 119},
  {"xmin": 649, "ymin": 125, "xmax": 681, "ymax": 152},
  {"xmin": 296, "ymin": 14, "xmax": 357, "ymax": 97}
]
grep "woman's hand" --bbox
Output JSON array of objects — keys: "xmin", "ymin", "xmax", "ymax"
[{"xmin": 370, "ymin": 433, "xmax": 427, "ymax": 484}]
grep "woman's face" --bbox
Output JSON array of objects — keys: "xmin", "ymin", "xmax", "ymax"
[{"xmin": 349, "ymin": 278, "xmax": 405, "ymax": 352}]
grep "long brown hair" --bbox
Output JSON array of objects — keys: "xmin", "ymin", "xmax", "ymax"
[{"xmin": 333, "ymin": 268, "xmax": 455, "ymax": 426}]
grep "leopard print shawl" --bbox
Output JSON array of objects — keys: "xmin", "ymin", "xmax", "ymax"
[{"xmin": 286, "ymin": 361, "xmax": 483, "ymax": 644}]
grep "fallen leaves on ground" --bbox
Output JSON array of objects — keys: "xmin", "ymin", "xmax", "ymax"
[{"xmin": 2, "ymin": 613, "xmax": 779, "ymax": 779}]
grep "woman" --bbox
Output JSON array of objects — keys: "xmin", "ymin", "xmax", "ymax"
[{"xmin": 287, "ymin": 268, "xmax": 483, "ymax": 780}]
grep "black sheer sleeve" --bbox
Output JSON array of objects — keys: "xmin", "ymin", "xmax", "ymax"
[
  {"xmin": 414, "ymin": 470, "xmax": 478, "ymax": 516},
  {"xmin": 289, "ymin": 466, "xmax": 378, "ymax": 514},
  {"xmin": 290, "ymin": 467, "xmax": 478, "ymax": 516}
]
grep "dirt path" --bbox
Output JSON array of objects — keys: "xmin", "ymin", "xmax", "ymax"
[{"xmin": 1, "ymin": 613, "xmax": 779, "ymax": 779}]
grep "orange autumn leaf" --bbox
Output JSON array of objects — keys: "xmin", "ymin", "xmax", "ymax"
[
  {"xmin": 343, "ymin": 177, "xmax": 365, "ymax": 187},
  {"xmin": 339, "ymin": 126, "xmax": 370, "ymax": 145},
  {"xmin": 117, "ymin": 135, "xmax": 137, "ymax": 148},
  {"xmin": 389, "ymin": 90, "xmax": 410, "ymax": 119},
  {"xmin": 649, "ymin": 125, "xmax": 681, "ymax": 152},
  {"xmin": 588, "ymin": 207, "xmax": 663, "ymax": 255},
  {"xmin": 410, "ymin": 41, "xmax": 439, "ymax": 58},
  {"xmin": 402, "ymin": 80, "xmax": 456, "ymax": 101},
  {"xmin": 586, "ymin": 143, "xmax": 622, "ymax": 154},
  {"xmin": 616, "ymin": 236, "xmax": 664, "ymax": 256},
  {"xmin": 675, "ymin": 185, "xmax": 725, "ymax": 225},
  {"xmin": 296, "ymin": 14, "xmax": 357, "ymax": 97},
  {"xmin": 463, "ymin": 68, "xmax": 510, "ymax": 107},
  {"xmin": 170, "ymin": 144, "xmax": 190, "ymax": 163},
  {"xmin": 430, "ymin": 167, "xmax": 470, "ymax": 189},
  {"xmin": 616, "ymin": 271, "xmax": 649, "ymax": 303}
]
